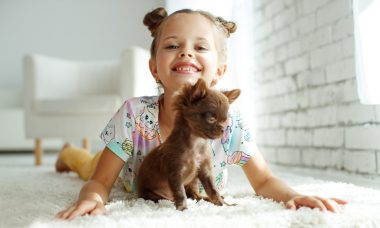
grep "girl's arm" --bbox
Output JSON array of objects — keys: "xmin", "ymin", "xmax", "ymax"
[
  {"xmin": 242, "ymin": 152, "xmax": 347, "ymax": 212},
  {"xmin": 56, "ymin": 147, "xmax": 124, "ymax": 220}
]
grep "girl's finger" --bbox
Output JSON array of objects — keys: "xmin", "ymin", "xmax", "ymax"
[
  {"xmin": 89, "ymin": 207, "xmax": 105, "ymax": 216},
  {"xmin": 89, "ymin": 202, "xmax": 106, "ymax": 216},
  {"xmin": 67, "ymin": 204, "xmax": 94, "ymax": 221},
  {"xmin": 55, "ymin": 210, "xmax": 65, "ymax": 219},
  {"xmin": 285, "ymin": 200, "xmax": 296, "ymax": 210},
  {"xmin": 295, "ymin": 196, "xmax": 327, "ymax": 212},
  {"xmin": 316, "ymin": 197, "xmax": 336, "ymax": 212},
  {"xmin": 57, "ymin": 206, "xmax": 76, "ymax": 220},
  {"xmin": 330, "ymin": 198, "xmax": 348, "ymax": 205}
]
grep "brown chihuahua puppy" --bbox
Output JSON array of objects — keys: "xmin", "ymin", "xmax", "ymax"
[{"xmin": 137, "ymin": 79, "xmax": 240, "ymax": 211}]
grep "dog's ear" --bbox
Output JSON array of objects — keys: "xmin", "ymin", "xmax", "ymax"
[
  {"xmin": 222, "ymin": 89, "xmax": 241, "ymax": 104},
  {"xmin": 174, "ymin": 79, "xmax": 208, "ymax": 110},
  {"xmin": 181, "ymin": 79, "xmax": 208, "ymax": 106},
  {"xmin": 189, "ymin": 79, "xmax": 208, "ymax": 103}
]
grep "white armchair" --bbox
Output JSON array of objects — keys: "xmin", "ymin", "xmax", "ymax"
[{"xmin": 23, "ymin": 46, "xmax": 157, "ymax": 165}]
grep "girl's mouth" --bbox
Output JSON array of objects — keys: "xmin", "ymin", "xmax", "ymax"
[{"xmin": 172, "ymin": 62, "xmax": 201, "ymax": 74}]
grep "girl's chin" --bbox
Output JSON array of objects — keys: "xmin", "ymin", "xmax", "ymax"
[{"xmin": 173, "ymin": 76, "xmax": 200, "ymax": 85}]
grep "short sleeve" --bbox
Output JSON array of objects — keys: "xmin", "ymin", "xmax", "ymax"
[
  {"xmin": 223, "ymin": 108, "xmax": 258, "ymax": 167},
  {"xmin": 100, "ymin": 100, "xmax": 135, "ymax": 162}
]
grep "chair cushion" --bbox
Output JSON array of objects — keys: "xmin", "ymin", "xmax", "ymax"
[{"xmin": 34, "ymin": 95, "xmax": 121, "ymax": 114}]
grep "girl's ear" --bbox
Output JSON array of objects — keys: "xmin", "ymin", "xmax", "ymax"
[
  {"xmin": 217, "ymin": 63, "xmax": 227, "ymax": 77},
  {"xmin": 149, "ymin": 58, "xmax": 159, "ymax": 80},
  {"xmin": 212, "ymin": 63, "xmax": 227, "ymax": 86}
]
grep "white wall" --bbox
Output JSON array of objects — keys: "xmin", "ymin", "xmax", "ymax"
[
  {"xmin": 0, "ymin": 0, "xmax": 162, "ymax": 89},
  {"xmin": 251, "ymin": 0, "xmax": 380, "ymax": 175}
]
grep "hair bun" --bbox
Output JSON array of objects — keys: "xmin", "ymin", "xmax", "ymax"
[
  {"xmin": 216, "ymin": 17, "xmax": 237, "ymax": 37},
  {"xmin": 143, "ymin": 7, "xmax": 168, "ymax": 37}
]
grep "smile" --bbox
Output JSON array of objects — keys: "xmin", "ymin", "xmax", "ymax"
[
  {"xmin": 174, "ymin": 66, "xmax": 200, "ymax": 73},
  {"xmin": 172, "ymin": 62, "xmax": 201, "ymax": 74}
]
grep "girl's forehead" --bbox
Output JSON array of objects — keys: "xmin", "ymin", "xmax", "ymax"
[{"xmin": 160, "ymin": 13, "xmax": 215, "ymax": 39}]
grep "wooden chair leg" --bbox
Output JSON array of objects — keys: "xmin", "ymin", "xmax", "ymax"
[
  {"xmin": 35, "ymin": 138, "xmax": 43, "ymax": 166},
  {"xmin": 82, "ymin": 137, "xmax": 90, "ymax": 151}
]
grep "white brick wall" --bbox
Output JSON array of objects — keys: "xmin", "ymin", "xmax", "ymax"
[
  {"xmin": 325, "ymin": 58, "xmax": 355, "ymax": 83},
  {"xmin": 313, "ymin": 127, "xmax": 344, "ymax": 147},
  {"xmin": 343, "ymin": 150, "xmax": 377, "ymax": 173},
  {"xmin": 337, "ymin": 103, "xmax": 377, "ymax": 124},
  {"xmin": 336, "ymin": 79, "xmax": 359, "ymax": 103},
  {"xmin": 308, "ymin": 106, "xmax": 337, "ymax": 127},
  {"xmin": 287, "ymin": 129, "xmax": 312, "ymax": 146},
  {"xmin": 285, "ymin": 55, "xmax": 309, "ymax": 75},
  {"xmin": 260, "ymin": 147, "xmax": 277, "ymax": 163},
  {"xmin": 277, "ymin": 148, "xmax": 301, "ymax": 165},
  {"xmin": 302, "ymin": 149, "xmax": 332, "ymax": 168},
  {"xmin": 298, "ymin": 0, "xmax": 331, "ymax": 15},
  {"xmin": 251, "ymin": 0, "xmax": 380, "ymax": 175},
  {"xmin": 310, "ymin": 43, "xmax": 344, "ymax": 69},
  {"xmin": 316, "ymin": 0, "xmax": 351, "ymax": 27},
  {"xmin": 345, "ymin": 126, "xmax": 380, "ymax": 150}
]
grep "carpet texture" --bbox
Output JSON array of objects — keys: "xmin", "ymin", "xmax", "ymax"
[{"xmin": 1, "ymin": 154, "xmax": 380, "ymax": 228}]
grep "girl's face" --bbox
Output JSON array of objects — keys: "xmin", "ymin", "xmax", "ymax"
[{"xmin": 149, "ymin": 13, "xmax": 226, "ymax": 94}]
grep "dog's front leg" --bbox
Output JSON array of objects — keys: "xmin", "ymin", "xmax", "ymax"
[
  {"xmin": 185, "ymin": 178, "xmax": 203, "ymax": 201},
  {"xmin": 199, "ymin": 158, "xmax": 240, "ymax": 207},
  {"xmin": 198, "ymin": 178, "xmax": 223, "ymax": 206},
  {"xmin": 168, "ymin": 172, "xmax": 187, "ymax": 211},
  {"xmin": 198, "ymin": 162, "xmax": 224, "ymax": 206}
]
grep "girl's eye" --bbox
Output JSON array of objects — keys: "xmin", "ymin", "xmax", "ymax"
[
  {"xmin": 196, "ymin": 46, "xmax": 208, "ymax": 51},
  {"xmin": 165, "ymin": 45, "xmax": 179, "ymax": 49}
]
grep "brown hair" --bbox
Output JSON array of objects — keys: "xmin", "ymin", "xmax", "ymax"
[{"xmin": 143, "ymin": 7, "xmax": 236, "ymax": 63}]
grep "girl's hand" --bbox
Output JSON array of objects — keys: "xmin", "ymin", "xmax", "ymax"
[
  {"xmin": 285, "ymin": 195, "xmax": 348, "ymax": 212},
  {"xmin": 55, "ymin": 200, "xmax": 106, "ymax": 220}
]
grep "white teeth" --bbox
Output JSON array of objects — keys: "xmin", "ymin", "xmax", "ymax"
[{"xmin": 176, "ymin": 66, "xmax": 198, "ymax": 72}]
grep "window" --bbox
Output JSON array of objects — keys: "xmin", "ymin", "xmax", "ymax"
[{"xmin": 353, "ymin": 0, "xmax": 380, "ymax": 104}]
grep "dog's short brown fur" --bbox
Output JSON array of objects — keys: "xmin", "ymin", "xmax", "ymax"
[{"xmin": 137, "ymin": 79, "xmax": 240, "ymax": 211}]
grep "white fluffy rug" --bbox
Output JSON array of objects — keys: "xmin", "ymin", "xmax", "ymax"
[{"xmin": 2, "ymin": 154, "xmax": 380, "ymax": 228}]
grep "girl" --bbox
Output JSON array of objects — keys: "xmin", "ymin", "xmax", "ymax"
[{"xmin": 55, "ymin": 7, "xmax": 347, "ymax": 220}]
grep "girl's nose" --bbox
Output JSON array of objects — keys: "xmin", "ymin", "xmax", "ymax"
[{"xmin": 179, "ymin": 50, "xmax": 193, "ymax": 58}]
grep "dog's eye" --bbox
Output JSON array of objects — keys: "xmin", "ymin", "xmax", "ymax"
[{"xmin": 202, "ymin": 112, "xmax": 217, "ymax": 124}]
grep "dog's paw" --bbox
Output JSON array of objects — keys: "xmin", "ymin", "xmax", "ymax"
[
  {"xmin": 175, "ymin": 201, "xmax": 188, "ymax": 211},
  {"xmin": 176, "ymin": 204, "xmax": 187, "ymax": 211},
  {"xmin": 224, "ymin": 201, "xmax": 237, "ymax": 206}
]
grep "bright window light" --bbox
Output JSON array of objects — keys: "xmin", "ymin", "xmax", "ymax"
[{"xmin": 354, "ymin": 0, "xmax": 380, "ymax": 104}]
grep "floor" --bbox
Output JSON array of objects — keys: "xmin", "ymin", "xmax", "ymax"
[{"xmin": 2, "ymin": 151, "xmax": 380, "ymax": 228}]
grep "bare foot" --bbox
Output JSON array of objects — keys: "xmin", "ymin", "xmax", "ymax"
[{"xmin": 55, "ymin": 143, "xmax": 71, "ymax": 172}]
